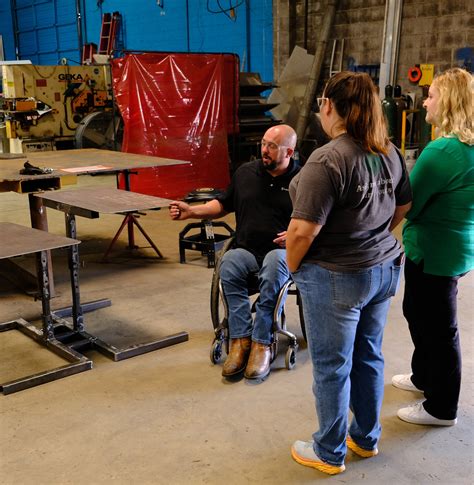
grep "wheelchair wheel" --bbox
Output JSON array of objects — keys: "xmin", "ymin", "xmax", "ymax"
[
  {"xmin": 210, "ymin": 264, "xmax": 226, "ymax": 331},
  {"xmin": 210, "ymin": 340, "xmax": 223, "ymax": 364},
  {"xmin": 210, "ymin": 237, "xmax": 234, "ymax": 331},
  {"xmin": 285, "ymin": 347, "xmax": 296, "ymax": 370}
]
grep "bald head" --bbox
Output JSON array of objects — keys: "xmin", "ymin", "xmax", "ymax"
[
  {"xmin": 261, "ymin": 124, "xmax": 297, "ymax": 176},
  {"xmin": 264, "ymin": 124, "xmax": 297, "ymax": 150}
]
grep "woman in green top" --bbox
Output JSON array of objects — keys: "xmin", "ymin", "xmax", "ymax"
[{"xmin": 392, "ymin": 68, "xmax": 473, "ymax": 426}]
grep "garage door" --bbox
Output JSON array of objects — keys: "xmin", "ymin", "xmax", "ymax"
[{"xmin": 13, "ymin": 0, "xmax": 79, "ymax": 65}]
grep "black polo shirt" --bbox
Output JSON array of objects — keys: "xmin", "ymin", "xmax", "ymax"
[{"xmin": 216, "ymin": 159, "xmax": 300, "ymax": 262}]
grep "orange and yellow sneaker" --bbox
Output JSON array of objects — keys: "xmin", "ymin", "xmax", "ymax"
[
  {"xmin": 291, "ymin": 440, "xmax": 345, "ymax": 475},
  {"xmin": 346, "ymin": 436, "xmax": 379, "ymax": 458}
]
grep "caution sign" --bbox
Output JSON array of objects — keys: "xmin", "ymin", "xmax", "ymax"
[{"xmin": 419, "ymin": 64, "xmax": 434, "ymax": 86}]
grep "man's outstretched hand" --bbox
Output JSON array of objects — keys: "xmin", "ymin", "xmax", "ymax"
[{"xmin": 169, "ymin": 201, "xmax": 191, "ymax": 220}]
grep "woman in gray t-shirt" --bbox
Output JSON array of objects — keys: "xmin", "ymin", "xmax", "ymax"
[{"xmin": 286, "ymin": 71, "xmax": 412, "ymax": 475}]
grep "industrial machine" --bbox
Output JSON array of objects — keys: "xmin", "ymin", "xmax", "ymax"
[
  {"xmin": 0, "ymin": 64, "xmax": 113, "ymax": 153},
  {"xmin": 74, "ymin": 109, "xmax": 123, "ymax": 151}
]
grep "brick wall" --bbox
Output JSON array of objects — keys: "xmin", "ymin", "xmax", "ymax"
[
  {"xmin": 398, "ymin": 0, "xmax": 473, "ymax": 91},
  {"xmin": 273, "ymin": 0, "xmax": 473, "ymax": 95}
]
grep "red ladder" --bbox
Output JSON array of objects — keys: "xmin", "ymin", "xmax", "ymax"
[
  {"xmin": 81, "ymin": 43, "xmax": 97, "ymax": 64},
  {"xmin": 98, "ymin": 12, "xmax": 121, "ymax": 56}
]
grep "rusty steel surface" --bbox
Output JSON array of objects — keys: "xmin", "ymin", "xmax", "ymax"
[
  {"xmin": 0, "ymin": 222, "xmax": 79, "ymax": 259},
  {"xmin": 36, "ymin": 187, "xmax": 172, "ymax": 215},
  {"xmin": 0, "ymin": 148, "xmax": 189, "ymax": 188}
]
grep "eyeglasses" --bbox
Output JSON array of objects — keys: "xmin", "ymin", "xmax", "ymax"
[
  {"xmin": 260, "ymin": 139, "xmax": 288, "ymax": 151},
  {"xmin": 316, "ymin": 97, "xmax": 328, "ymax": 109}
]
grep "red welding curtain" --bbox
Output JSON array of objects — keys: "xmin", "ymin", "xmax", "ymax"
[{"xmin": 112, "ymin": 53, "xmax": 238, "ymax": 199}]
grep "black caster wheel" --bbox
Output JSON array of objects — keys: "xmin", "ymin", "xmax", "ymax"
[
  {"xmin": 210, "ymin": 341, "xmax": 223, "ymax": 364},
  {"xmin": 285, "ymin": 347, "xmax": 296, "ymax": 370}
]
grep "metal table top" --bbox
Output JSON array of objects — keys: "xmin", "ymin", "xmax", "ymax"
[
  {"xmin": 35, "ymin": 187, "xmax": 172, "ymax": 218},
  {"xmin": 0, "ymin": 148, "xmax": 189, "ymax": 193},
  {"xmin": 0, "ymin": 222, "xmax": 80, "ymax": 259}
]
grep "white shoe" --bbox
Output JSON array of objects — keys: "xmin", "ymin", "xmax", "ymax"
[
  {"xmin": 291, "ymin": 440, "xmax": 345, "ymax": 475},
  {"xmin": 392, "ymin": 374, "xmax": 423, "ymax": 392},
  {"xmin": 397, "ymin": 402, "xmax": 457, "ymax": 426}
]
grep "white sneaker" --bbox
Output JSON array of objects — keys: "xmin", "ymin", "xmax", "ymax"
[
  {"xmin": 397, "ymin": 402, "xmax": 457, "ymax": 426},
  {"xmin": 291, "ymin": 440, "xmax": 345, "ymax": 475},
  {"xmin": 392, "ymin": 374, "xmax": 423, "ymax": 392}
]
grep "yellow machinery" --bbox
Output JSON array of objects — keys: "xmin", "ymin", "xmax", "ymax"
[{"xmin": 0, "ymin": 64, "xmax": 112, "ymax": 153}]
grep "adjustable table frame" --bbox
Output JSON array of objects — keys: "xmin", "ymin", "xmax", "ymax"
[
  {"xmin": 0, "ymin": 149, "xmax": 189, "ymax": 295},
  {"xmin": 0, "ymin": 223, "xmax": 92, "ymax": 395},
  {"xmin": 35, "ymin": 187, "xmax": 189, "ymax": 362}
]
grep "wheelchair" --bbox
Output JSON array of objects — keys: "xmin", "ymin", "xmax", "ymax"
[{"xmin": 209, "ymin": 237, "xmax": 306, "ymax": 371}]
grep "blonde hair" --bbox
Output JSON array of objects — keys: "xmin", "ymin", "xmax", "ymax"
[{"xmin": 432, "ymin": 68, "xmax": 474, "ymax": 145}]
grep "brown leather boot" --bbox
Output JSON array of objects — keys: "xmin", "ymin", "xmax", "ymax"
[
  {"xmin": 244, "ymin": 342, "xmax": 271, "ymax": 379},
  {"xmin": 222, "ymin": 337, "xmax": 252, "ymax": 377}
]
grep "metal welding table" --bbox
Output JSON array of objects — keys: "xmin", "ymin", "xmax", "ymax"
[
  {"xmin": 0, "ymin": 222, "xmax": 92, "ymax": 395},
  {"xmin": 22, "ymin": 149, "xmax": 189, "ymax": 257},
  {"xmin": 0, "ymin": 149, "xmax": 188, "ymax": 195},
  {"xmin": 0, "ymin": 149, "xmax": 189, "ymax": 293},
  {"xmin": 34, "ymin": 186, "xmax": 189, "ymax": 361},
  {"xmin": 0, "ymin": 148, "xmax": 189, "ymax": 244}
]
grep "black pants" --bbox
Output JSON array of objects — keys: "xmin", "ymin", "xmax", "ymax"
[{"xmin": 402, "ymin": 258, "xmax": 462, "ymax": 420}]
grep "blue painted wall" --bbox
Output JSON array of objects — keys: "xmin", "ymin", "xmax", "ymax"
[
  {"xmin": 16, "ymin": 0, "xmax": 79, "ymax": 64},
  {"xmin": 0, "ymin": 1, "xmax": 273, "ymax": 80},
  {"xmin": 83, "ymin": 0, "xmax": 273, "ymax": 81},
  {"xmin": 0, "ymin": 2, "xmax": 15, "ymax": 59}
]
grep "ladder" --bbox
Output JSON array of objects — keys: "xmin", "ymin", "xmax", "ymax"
[
  {"xmin": 81, "ymin": 43, "xmax": 97, "ymax": 64},
  {"xmin": 98, "ymin": 12, "xmax": 121, "ymax": 56}
]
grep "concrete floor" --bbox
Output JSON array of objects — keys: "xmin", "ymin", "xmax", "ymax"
[{"xmin": 0, "ymin": 174, "xmax": 472, "ymax": 484}]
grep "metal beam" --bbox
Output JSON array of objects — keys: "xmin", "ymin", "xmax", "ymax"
[
  {"xmin": 295, "ymin": 0, "xmax": 338, "ymax": 144},
  {"xmin": 379, "ymin": 0, "xmax": 404, "ymax": 96}
]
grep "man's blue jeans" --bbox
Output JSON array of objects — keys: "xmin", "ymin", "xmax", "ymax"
[
  {"xmin": 292, "ymin": 258, "xmax": 402, "ymax": 465},
  {"xmin": 219, "ymin": 248, "xmax": 290, "ymax": 345}
]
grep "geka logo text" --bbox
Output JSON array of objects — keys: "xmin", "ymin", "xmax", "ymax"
[{"xmin": 58, "ymin": 73, "xmax": 84, "ymax": 81}]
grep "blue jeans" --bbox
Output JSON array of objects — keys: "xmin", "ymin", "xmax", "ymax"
[
  {"xmin": 292, "ymin": 258, "xmax": 402, "ymax": 465},
  {"xmin": 219, "ymin": 248, "xmax": 290, "ymax": 345}
]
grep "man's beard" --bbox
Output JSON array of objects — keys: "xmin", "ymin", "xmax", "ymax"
[{"xmin": 263, "ymin": 158, "xmax": 277, "ymax": 171}]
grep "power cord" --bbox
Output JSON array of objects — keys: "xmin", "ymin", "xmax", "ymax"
[{"xmin": 206, "ymin": 0, "xmax": 245, "ymax": 21}]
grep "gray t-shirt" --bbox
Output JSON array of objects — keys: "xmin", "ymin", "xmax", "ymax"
[{"xmin": 289, "ymin": 134, "xmax": 412, "ymax": 270}]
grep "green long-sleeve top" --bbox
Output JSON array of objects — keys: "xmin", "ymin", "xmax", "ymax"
[{"xmin": 403, "ymin": 136, "xmax": 474, "ymax": 276}]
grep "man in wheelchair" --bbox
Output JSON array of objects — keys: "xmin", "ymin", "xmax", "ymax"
[{"xmin": 169, "ymin": 124, "xmax": 299, "ymax": 380}]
